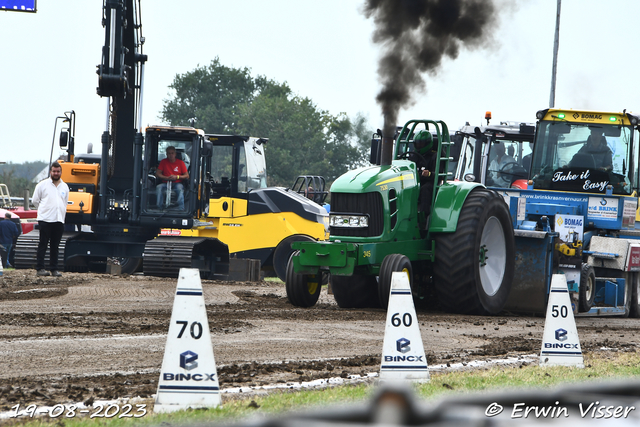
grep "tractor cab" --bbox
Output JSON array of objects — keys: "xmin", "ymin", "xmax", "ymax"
[
  {"xmin": 530, "ymin": 109, "xmax": 640, "ymax": 195},
  {"xmin": 455, "ymin": 121, "xmax": 535, "ymax": 189}
]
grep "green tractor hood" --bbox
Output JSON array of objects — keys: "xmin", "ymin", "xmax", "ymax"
[{"xmin": 330, "ymin": 162, "xmax": 416, "ymax": 194}]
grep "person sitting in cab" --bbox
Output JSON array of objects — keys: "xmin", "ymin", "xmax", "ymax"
[
  {"xmin": 155, "ymin": 146, "xmax": 189, "ymax": 210},
  {"xmin": 488, "ymin": 141, "xmax": 516, "ymax": 188},
  {"xmin": 413, "ymin": 130, "xmax": 438, "ymax": 216},
  {"xmin": 570, "ymin": 128, "xmax": 613, "ymax": 171}
]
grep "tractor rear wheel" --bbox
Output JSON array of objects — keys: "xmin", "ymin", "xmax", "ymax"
[
  {"xmin": 285, "ymin": 252, "xmax": 322, "ymax": 307},
  {"xmin": 631, "ymin": 272, "xmax": 640, "ymax": 318},
  {"xmin": 331, "ymin": 274, "xmax": 379, "ymax": 308},
  {"xmin": 578, "ymin": 264, "xmax": 596, "ymax": 312},
  {"xmin": 273, "ymin": 235, "xmax": 315, "ymax": 282},
  {"xmin": 620, "ymin": 272, "xmax": 633, "ymax": 318},
  {"xmin": 378, "ymin": 254, "xmax": 413, "ymax": 308},
  {"xmin": 433, "ymin": 188, "xmax": 514, "ymax": 315}
]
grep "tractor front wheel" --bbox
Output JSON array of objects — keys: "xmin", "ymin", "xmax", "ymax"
[
  {"xmin": 378, "ymin": 254, "xmax": 413, "ymax": 309},
  {"xmin": 285, "ymin": 252, "xmax": 322, "ymax": 307},
  {"xmin": 273, "ymin": 235, "xmax": 314, "ymax": 282},
  {"xmin": 331, "ymin": 274, "xmax": 379, "ymax": 308},
  {"xmin": 433, "ymin": 188, "xmax": 514, "ymax": 315}
]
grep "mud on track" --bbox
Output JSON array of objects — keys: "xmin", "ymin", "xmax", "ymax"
[{"xmin": 0, "ymin": 270, "xmax": 639, "ymax": 412}]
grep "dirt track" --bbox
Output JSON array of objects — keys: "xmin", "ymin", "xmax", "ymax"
[{"xmin": 0, "ymin": 269, "xmax": 639, "ymax": 413}]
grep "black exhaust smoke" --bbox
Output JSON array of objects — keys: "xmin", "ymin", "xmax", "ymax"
[{"xmin": 364, "ymin": 0, "xmax": 498, "ymax": 164}]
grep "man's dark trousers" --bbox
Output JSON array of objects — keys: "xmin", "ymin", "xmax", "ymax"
[{"xmin": 36, "ymin": 221, "xmax": 64, "ymax": 271}]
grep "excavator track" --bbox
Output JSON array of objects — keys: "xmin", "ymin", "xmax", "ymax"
[
  {"xmin": 14, "ymin": 231, "xmax": 80, "ymax": 271},
  {"xmin": 143, "ymin": 236, "xmax": 229, "ymax": 279}
]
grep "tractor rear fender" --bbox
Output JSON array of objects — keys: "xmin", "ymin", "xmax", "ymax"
[{"xmin": 429, "ymin": 182, "xmax": 485, "ymax": 233}]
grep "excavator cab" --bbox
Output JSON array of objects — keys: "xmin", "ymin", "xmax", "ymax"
[{"xmin": 139, "ymin": 125, "xmax": 204, "ymax": 225}]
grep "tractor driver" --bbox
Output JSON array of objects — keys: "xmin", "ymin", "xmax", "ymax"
[
  {"xmin": 413, "ymin": 130, "xmax": 437, "ymax": 215},
  {"xmin": 570, "ymin": 128, "xmax": 613, "ymax": 171},
  {"xmin": 155, "ymin": 146, "xmax": 189, "ymax": 210},
  {"xmin": 488, "ymin": 142, "xmax": 516, "ymax": 187}
]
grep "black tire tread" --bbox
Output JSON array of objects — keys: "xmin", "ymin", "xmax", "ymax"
[
  {"xmin": 631, "ymin": 272, "xmax": 640, "ymax": 318},
  {"xmin": 378, "ymin": 254, "xmax": 413, "ymax": 308},
  {"xmin": 433, "ymin": 188, "xmax": 514, "ymax": 315},
  {"xmin": 118, "ymin": 257, "xmax": 143, "ymax": 275},
  {"xmin": 332, "ymin": 275, "xmax": 379, "ymax": 308},
  {"xmin": 579, "ymin": 264, "xmax": 596, "ymax": 312},
  {"xmin": 273, "ymin": 235, "xmax": 314, "ymax": 282},
  {"xmin": 285, "ymin": 252, "xmax": 321, "ymax": 307}
]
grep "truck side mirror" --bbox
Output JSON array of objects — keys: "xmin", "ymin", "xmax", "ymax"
[{"xmin": 60, "ymin": 130, "xmax": 69, "ymax": 148}]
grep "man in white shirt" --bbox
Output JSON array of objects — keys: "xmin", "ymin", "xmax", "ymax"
[{"xmin": 32, "ymin": 162, "xmax": 69, "ymax": 277}]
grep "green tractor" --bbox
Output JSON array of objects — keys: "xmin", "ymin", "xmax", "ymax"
[{"xmin": 285, "ymin": 119, "xmax": 515, "ymax": 315}]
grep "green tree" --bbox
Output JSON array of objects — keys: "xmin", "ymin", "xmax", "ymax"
[
  {"xmin": 162, "ymin": 57, "xmax": 289, "ymax": 133},
  {"xmin": 161, "ymin": 59, "xmax": 371, "ymax": 187},
  {"xmin": 348, "ymin": 112, "xmax": 376, "ymax": 168},
  {"xmin": 0, "ymin": 161, "xmax": 45, "ymax": 202},
  {"xmin": 237, "ymin": 94, "xmax": 362, "ymax": 186}
]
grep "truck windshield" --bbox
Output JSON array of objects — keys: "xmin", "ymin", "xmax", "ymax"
[{"xmin": 531, "ymin": 121, "xmax": 634, "ymax": 195}]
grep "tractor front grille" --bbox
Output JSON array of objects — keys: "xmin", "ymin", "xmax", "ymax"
[{"xmin": 330, "ymin": 192, "xmax": 384, "ymax": 237}]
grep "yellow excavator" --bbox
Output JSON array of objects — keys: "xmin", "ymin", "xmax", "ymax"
[{"xmin": 15, "ymin": 0, "xmax": 328, "ymax": 281}]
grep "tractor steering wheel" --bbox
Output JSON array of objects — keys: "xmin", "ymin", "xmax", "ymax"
[
  {"xmin": 498, "ymin": 161, "xmax": 520, "ymax": 177},
  {"xmin": 398, "ymin": 150, "xmax": 428, "ymax": 167}
]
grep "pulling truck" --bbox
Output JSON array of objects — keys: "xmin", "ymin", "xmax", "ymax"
[
  {"xmin": 285, "ymin": 119, "xmax": 516, "ymax": 315},
  {"xmin": 15, "ymin": 0, "xmax": 231, "ymax": 277},
  {"xmin": 500, "ymin": 108, "xmax": 640, "ymax": 317}
]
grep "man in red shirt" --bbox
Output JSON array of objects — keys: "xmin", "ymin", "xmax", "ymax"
[{"xmin": 155, "ymin": 146, "xmax": 189, "ymax": 210}]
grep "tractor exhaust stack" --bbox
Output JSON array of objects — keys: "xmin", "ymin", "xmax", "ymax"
[
  {"xmin": 380, "ymin": 117, "xmax": 395, "ymax": 166},
  {"xmin": 380, "ymin": 134, "xmax": 394, "ymax": 166}
]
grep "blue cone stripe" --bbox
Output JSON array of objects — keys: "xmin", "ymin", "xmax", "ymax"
[
  {"xmin": 390, "ymin": 290, "xmax": 412, "ymax": 295},
  {"xmin": 176, "ymin": 291, "xmax": 203, "ymax": 296},
  {"xmin": 159, "ymin": 385, "xmax": 220, "ymax": 391},
  {"xmin": 380, "ymin": 365, "xmax": 429, "ymax": 370},
  {"xmin": 540, "ymin": 351, "xmax": 582, "ymax": 356}
]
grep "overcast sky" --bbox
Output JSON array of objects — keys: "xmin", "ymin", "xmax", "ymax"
[{"xmin": 1, "ymin": 0, "xmax": 639, "ymax": 164}]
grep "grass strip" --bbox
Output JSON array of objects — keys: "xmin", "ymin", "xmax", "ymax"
[{"xmin": 6, "ymin": 350, "xmax": 639, "ymax": 426}]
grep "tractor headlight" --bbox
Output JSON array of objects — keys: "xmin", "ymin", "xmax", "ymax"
[{"xmin": 330, "ymin": 214, "xmax": 369, "ymax": 228}]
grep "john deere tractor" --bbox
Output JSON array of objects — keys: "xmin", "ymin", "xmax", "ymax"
[{"xmin": 285, "ymin": 119, "xmax": 515, "ymax": 315}]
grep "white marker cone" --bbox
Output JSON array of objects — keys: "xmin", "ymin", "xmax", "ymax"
[
  {"xmin": 540, "ymin": 274, "xmax": 584, "ymax": 368},
  {"xmin": 379, "ymin": 272, "xmax": 430, "ymax": 383},
  {"xmin": 154, "ymin": 268, "xmax": 221, "ymax": 413}
]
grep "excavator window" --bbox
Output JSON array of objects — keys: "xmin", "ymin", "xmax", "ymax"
[{"xmin": 141, "ymin": 136, "xmax": 197, "ymax": 213}]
